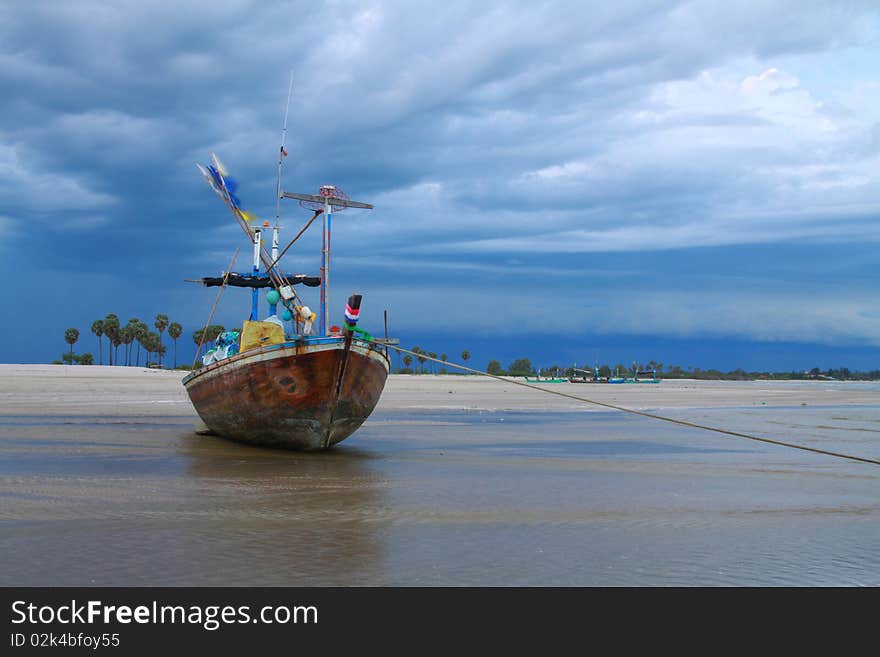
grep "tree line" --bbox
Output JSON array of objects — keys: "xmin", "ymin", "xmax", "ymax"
[
  {"xmin": 61, "ymin": 314, "xmax": 184, "ymax": 368},
  {"xmin": 393, "ymin": 352, "xmax": 880, "ymax": 381},
  {"xmin": 397, "ymin": 346, "xmax": 470, "ymax": 374},
  {"xmin": 58, "ymin": 325, "xmax": 880, "ymax": 381}
]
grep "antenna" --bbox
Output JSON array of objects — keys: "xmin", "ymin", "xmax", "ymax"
[
  {"xmin": 275, "ymin": 71, "xmax": 294, "ymax": 233},
  {"xmin": 267, "ymin": 72, "xmax": 294, "ymax": 320}
]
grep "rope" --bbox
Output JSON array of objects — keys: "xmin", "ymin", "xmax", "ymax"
[
  {"xmin": 268, "ymin": 209, "xmax": 322, "ymax": 271},
  {"xmin": 384, "ymin": 345, "xmax": 880, "ymax": 467},
  {"xmin": 192, "ymin": 248, "xmax": 239, "ymax": 369}
]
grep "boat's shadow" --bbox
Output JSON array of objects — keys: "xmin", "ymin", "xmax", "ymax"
[{"xmin": 180, "ymin": 431, "xmax": 380, "ymax": 477}]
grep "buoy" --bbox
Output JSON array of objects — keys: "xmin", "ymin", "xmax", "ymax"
[{"xmin": 267, "ymin": 289, "xmax": 280, "ymax": 305}]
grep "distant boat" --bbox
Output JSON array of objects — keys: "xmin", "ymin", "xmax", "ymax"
[
  {"xmin": 566, "ymin": 364, "xmax": 662, "ymax": 384},
  {"xmin": 606, "ymin": 366, "xmax": 626, "ymax": 384},
  {"xmin": 182, "ymin": 152, "xmax": 393, "ymax": 451},
  {"xmin": 623, "ymin": 369, "xmax": 661, "ymax": 384},
  {"xmin": 524, "ymin": 367, "xmax": 568, "ymax": 383},
  {"xmin": 569, "ymin": 365, "xmax": 603, "ymax": 383}
]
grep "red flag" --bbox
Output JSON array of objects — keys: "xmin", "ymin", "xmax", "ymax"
[{"xmin": 281, "ymin": 146, "xmax": 288, "ymax": 157}]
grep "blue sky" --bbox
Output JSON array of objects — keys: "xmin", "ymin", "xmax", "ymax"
[{"xmin": 1, "ymin": 1, "xmax": 878, "ymax": 372}]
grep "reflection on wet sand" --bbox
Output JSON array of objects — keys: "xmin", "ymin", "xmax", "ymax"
[
  {"xmin": 180, "ymin": 435, "xmax": 387, "ymax": 585},
  {"xmin": 0, "ymin": 419, "xmax": 387, "ymax": 586}
]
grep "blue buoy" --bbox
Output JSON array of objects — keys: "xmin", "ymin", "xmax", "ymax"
[{"xmin": 266, "ymin": 289, "xmax": 280, "ymax": 305}]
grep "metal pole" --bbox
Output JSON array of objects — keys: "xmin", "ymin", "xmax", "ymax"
[
  {"xmin": 251, "ymin": 228, "xmax": 261, "ymax": 320},
  {"xmin": 269, "ymin": 226, "xmax": 279, "ymax": 316},
  {"xmin": 383, "ymin": 309, "xmax": 389, "ymax": 361},
  {"xmin": 327, "ymin": 203, "xmax": 332, "ymax": 334},
  {"xmin": 320, "ymin": 195, "xmax": 329, "ymax": 336}
]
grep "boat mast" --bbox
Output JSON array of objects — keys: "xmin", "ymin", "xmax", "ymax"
[
  {"xmin": 251, "ymin": 227, "xmax": 262, "ymax": 320},
  {"xmin": 321, "ymin": 186, "xmax": 334, "ymax": 336},
  {"xmin": 279, "ymin": 189, "xmax": 373, "ymax": 336}
]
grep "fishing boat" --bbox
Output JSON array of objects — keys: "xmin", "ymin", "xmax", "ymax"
[
  {"xmin": 524, "ymin": 367, "xmax": 567, "ymax": 383},
  {"xmin": 181, "ymin": 143, "xmax": 392, "ymax": 451},
  {"xmin": 624, "ymin": 369, "xmax": 661, "ymax": 384},
  {"xmin": 568, "ymin": 365, "xmax": 603, "ymax": 383},
  {"xmin": 607, "ymin": 366, "xmax": 626, "ymax": 384}
]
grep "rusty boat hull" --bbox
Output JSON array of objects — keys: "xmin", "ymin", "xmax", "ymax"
[{"xmin": 182, "ymin": 337, "xmax": 389, "ymax": 451}]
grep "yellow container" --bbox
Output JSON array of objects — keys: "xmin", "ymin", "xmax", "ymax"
[{"xmin": 240, "ymin": 320, "xmax": 285, "ymax": 352}]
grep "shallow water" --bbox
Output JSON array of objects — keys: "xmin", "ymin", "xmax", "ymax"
[{"xmin": 1, "ymin": 405, "xmax": 878, "ymax": 586}]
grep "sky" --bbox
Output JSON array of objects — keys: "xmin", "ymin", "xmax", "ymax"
[{"xmin": 1, "ymin": 0, "xmax": 878, "ymax": 372}]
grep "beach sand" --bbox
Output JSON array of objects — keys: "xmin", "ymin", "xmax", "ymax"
[
  {"xmin": 0, "ymin": 364, "xmax": 876, "ymax": 417},
  {"xmin": 1, "ymin": 364, "xmax": 878, "ymax": 585}
]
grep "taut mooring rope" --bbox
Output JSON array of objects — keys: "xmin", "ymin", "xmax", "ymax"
[{"xmin": 384, "ymin": 345, "xmax": 880, "ymax": 467}]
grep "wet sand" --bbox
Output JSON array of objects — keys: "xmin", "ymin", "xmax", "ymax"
[{"xmin": 1, "ymin": 365, "xmax": 878, "ymax": 586}]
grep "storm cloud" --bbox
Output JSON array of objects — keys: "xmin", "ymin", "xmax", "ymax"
[{"xmin": 1, "ymin": 1, "xmax": 878, "ymax": 366}]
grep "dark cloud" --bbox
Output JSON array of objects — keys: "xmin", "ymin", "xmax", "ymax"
[{"xmin": 1, "ymin": 1, "xmax": 878, "ymax": 364}]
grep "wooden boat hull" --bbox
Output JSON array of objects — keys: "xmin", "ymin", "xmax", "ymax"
[{"xmin": 182, "ymin": 338, "xmax": 388, "ymax": 451}]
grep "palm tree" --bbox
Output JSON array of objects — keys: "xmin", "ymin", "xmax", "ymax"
[
  {"xmin": 428, "ymin": 352, "xmax": 438, "ymax": 374},
  {"xmin": 121, "ymin": 322, "xmax": 136, "ymax": 365},
  {"xmin": 112, "ymin": 331, "xmax": 122, "ymax": 365},
  {"xmin": 91, "ymin": 320, "xmax": 104, "ymax": 365},
  {"xmin": 64, "ymin": 328, "xmax": 79, "ymax": 360},
  {"xmin": 80, "ymin": 353, "xmax": 94, "ymax": 365},
  {"xmin": 143, "ymin": 331, "xmax": 163, "ymax": 367},
  {"xmin": 103, "ymin": 314, "xmax": 120, "ymax": 365},
  {"xmin": 141, "ymin": 333, "xmax": 153, "ymax": 366},
  {"xmin": 461, "ymin": 350, "xmax": 471, "ymax": 364},
  {"xmin": 154, "ymin": 314, "xmax": 169, "ymax": 366},
  {"xmin": 135, "ymin": 320, "xmax": 149, "ymax": 366},
  {"xmin": 412, "ymin": 346, "xmax": 426, "ymax": 374},
  {"xmin": 440, "ymin": 353, "xmax": 448, "ymax": 373},
  {"xmin": 168, "ymin": 322, "xmax": 182, "ymax": 368},
  {"xmin": 126, "ymin": 318, "xmax": 141, "ymax": 366},
  {"xmin": 403, "ymin": 354, "xmax": 413, "ymax": 371}
]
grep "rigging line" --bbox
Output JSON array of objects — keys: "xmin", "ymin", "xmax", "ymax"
[
  {"xmin": 221, "ymin": 193, "xmax": 303, "ymax": 305},
  {"xmin": 255, "ymin": 237, "xmax": 302, "ymax": 302},
  {"xmin": 209, "ymin": 151, "xmax": 303, "ymax": 306},
  {"xmin": 385, "ymin": 345, "xmax": 880, "ymax": 467},
  {"xmin": 268, "ymin": 209, "xmax": 323, "ymax": 271},
  {"xmin": 192, "ymin": 248, "xmax": 239, "ymax": 369}
]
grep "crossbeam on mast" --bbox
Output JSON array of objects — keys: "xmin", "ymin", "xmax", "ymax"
[{"xmin": 281, "ymin": 191, "xmax": 373, "ymax": 210}]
